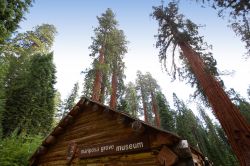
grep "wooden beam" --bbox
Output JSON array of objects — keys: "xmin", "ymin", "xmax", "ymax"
[
  {"xmin": 69, "ymin": 106, "xmax": 80, "ymax": 116},
  {"xmin": 131, "ymin": 121, "xmax": 145, "ymax": 134},
  {"xmin": 157, "ymin": 146, "xmax": 178, "ymax": 166},
  {"xmin": 103, "ymin": 108, "xmax": 114, "ymax": 119},
  {"xmin": 116, "ymin": 115, "xmax": 129, "ymax": 125},
  {"xmin": 92, "ymin": 104, "xmax": 99, "ymax": 111},
  {"xmin": 37, "ymin": 146, "xmax": 48, "ymax": 155},
  {"xmin": 84, "ymin": 99, "xmax": 90, "ymax": 106},
  {"xmin": 79, "ymin": 98, "xmax": 86, "ymax": 105},
  {"xmin": 45, "ymin": 135, "xmax": 56, "ymax": 145},
  {"xmin": 52, "ymin": 126, "xmax": 64, "ymax": 136},
  {"xmin": 59, "ymin": 115, "xmax": 74, "ymax": 128}
]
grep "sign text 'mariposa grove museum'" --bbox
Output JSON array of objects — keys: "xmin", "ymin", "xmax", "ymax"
[{"xmin": 29, "ymin": 97, "xmax": 206, "ymax": 166}]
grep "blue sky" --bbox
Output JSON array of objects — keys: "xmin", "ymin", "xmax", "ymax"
[{"xmin": 19, "ymin": 0, "xmax": 250, "ymax": 109}]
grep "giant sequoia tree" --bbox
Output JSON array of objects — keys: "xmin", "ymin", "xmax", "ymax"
[
  {"xmin": 84, "ymin": 8, "xmax": 127, "ymax": 109},
  {"xmin": 121, "ymin": 82, "xmax": 139, "ymax": 117},
  {"xmin": 136, "ymin": 71, "xmax": 150, "ymax": 123},
  {"xmin": 145, "ymin": 73, "xmax": 161, "ymax": 127},
  {"xmin": 135, "ymin": 71, "xmax": 161, "ymax": 127},
  {"xmin": 109, "ymin": 29, "xmax": 127, "ymax": 109},
  {"xmin": 152, "ymin": 2, "xmax": 250, "ymax": 165}
]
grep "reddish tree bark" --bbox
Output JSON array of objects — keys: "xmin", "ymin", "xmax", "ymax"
[
  {"xmin": 141, "ymin": 88, "xmax": 149, "ymax": 123},
  {"xmin": 91, "ymin": 47, "xmax": 104, "ymax": 102},
  {"xmin": 179, "ymin": 41, "xmax": 250, "ymax": 165},
  {"xmin": 151, "ymin": 92, "xmax": 161, "ymax": 127},
  {"xmin": 110, "ymin": 70, "xmax": 118, "ymax": 110},
  {"xmin": 99, "ymin": 76, "xmax": 106, "ymax": 103}
]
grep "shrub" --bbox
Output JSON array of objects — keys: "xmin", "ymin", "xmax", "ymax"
[{"xmin": 0, "ymin": 132, "xmax": 42, "ymax": 166}]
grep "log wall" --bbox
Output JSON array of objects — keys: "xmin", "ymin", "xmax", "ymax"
[{"xmin": 30, "ymin": 99, "xmax": 203, "ymax": 166}]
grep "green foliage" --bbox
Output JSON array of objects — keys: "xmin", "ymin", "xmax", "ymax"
[
  {"xmin": 2, "ymin": 54, "xmax": 30, "ymax": 135},
  {"xmin": 8, "ymin": 24, "xmax": 57, "ymax": 55},
  {"xmin": 3, "ymin": 53, "xmax": 56, "ymax": 136},
  {"xmin": 0, "ymin": 0, "xmax": 33, "ymax": 43},
  {"xmin": 1, "ymin": 24, "xmax": 57, "ymax": 136},
  {"xmin": 89, "ymin": 8, "xmax": 118, "ymax": 57},
  {"xmin": 82, "ymin": 67, "xmax": 95, "ymax": 98},
  {"xmin": 0, "ymin": 54, "xmax": 10, "ymax": 137},
  {"xmin": 135, "ymin": 71, "xmax": 162, "ymax": 126},
  {"xmin": 121, "ymin": 82, "xmax": 139, "ymax": 117},
  {"xmin": 156, "ymin": 92, "xmax": 175, "ymax": 132},
  {"xmin": 170, "ymin": 93, "xmax": 238, "ymax": 165},
  {"xmin": 198, "ymin": 108, "xmax": 238, "ymax": 165},
  {"xmin": 0, "ymin": 132, "xmax": 42, "ymax": 166},
  {"xmin": 227, "ymin": 88, "xmax": 250, "ymax": 124},
  {"xmin": 59, "ymin": 82, "xmax": 79, "ymax": 118},
  {"xmin": 152, "ymin": 2, "xmax": 222, "ymax": 106},
  {"xmin": 26, "ymin": 53, "xmax": 56, "ymax": 134},
  {"xmin": 136, "ymin": 71, "xmax": 152, "ymax": 122},
  {"xmin": 173, "ymin": 93, "xmax": 199, "ymax": 147}
]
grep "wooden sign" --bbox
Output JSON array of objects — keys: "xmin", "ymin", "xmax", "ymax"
[
  {"xmin": 79, "ymin": 137, "xmax": 149, "ymax": 158},
  {"xmin": 67, "ymin": 141, "xmax": 77, "ymax": 163}
]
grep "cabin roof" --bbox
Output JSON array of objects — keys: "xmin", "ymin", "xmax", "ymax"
[{"xmin": 29, "ymin": 97, "xmax": 199, "ymax": 164}]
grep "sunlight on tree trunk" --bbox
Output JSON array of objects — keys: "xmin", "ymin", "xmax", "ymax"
[
  {"xmin": 91, "ymin": 47, "xmax": 104, "ymax": 101},
  {"xmin": 151, "ymin": 92, "xmax": 161, "ymax": 127}
]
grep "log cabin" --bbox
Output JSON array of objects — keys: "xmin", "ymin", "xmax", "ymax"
[{"xmin": 29, "ymin": 97, "xmax": 206, "ymax": 166}]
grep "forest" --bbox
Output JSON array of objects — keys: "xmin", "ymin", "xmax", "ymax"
[{"xmin": 0, "ymin": 0, "xmax": 250, "ymax": 165}]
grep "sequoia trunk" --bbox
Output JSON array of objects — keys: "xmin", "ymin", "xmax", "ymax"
[
  {"xmin": 141, "ymin": 88, "xmax": 149, "ymax": 123},
  {"xmin": 110, "ymin": 70, "xmax": 118, "ymax": 110},
  {"xmin": 91, "ymin": 47, "xmax": 104, "ymax": 102},
  {"xmin": 99, "ymin": 74, "xmax": 106, "ymax": 103},
  {"xmin": 151, "ymin": 92, "xmax": 161, "ymax": 127},
  {"xmin": 179, "ymin": 41, "xmax": 250, "ymax": 165}
]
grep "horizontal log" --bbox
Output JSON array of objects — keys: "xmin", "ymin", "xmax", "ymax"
[
  {"xmin": 69, "ymin": 106, "xmax": 80, "ymax": 116},
  {"xmin": 78, "ymin": 98, "xmax": 86, "ymax": 105},
  {"xmin": 41, "ymin": 129, "xmax": 135, "ymax": 154},
  {"xmin": 44, "ymin": 135, "xmax": 56, "ymax": 145},
  {"xmin": 62, "ymin": 119, "xmax": 130, "ymax": 139},
  {"xmin": 91, "ymin": 103, "xmax": 99, "ymax": 111},
  {"xmin": 58, "ymin": 115, "xmax": 74, "ymax": 128},
  {"xmin": 37, "ymin": 146, "xmax": 48, "ymax": 156},
  {"xmin": 77, "ymin": 152, "xmax": 158, "ymax": 165}
]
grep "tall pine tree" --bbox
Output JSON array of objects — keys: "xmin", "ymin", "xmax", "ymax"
[
  {"xmin": 1, "ymin": 24, "xmax": 57, "ymax": 136},
  {"xmin": 0, "ymin": 0, "xmax": 33, "ymax": 43},
  {"xmin": 156, "ymin": 92, "xmax": 175, "ymax": 132},
  {"xmin": 60, "ymin": 82, "xmax": 79, "ymax": 118}
]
